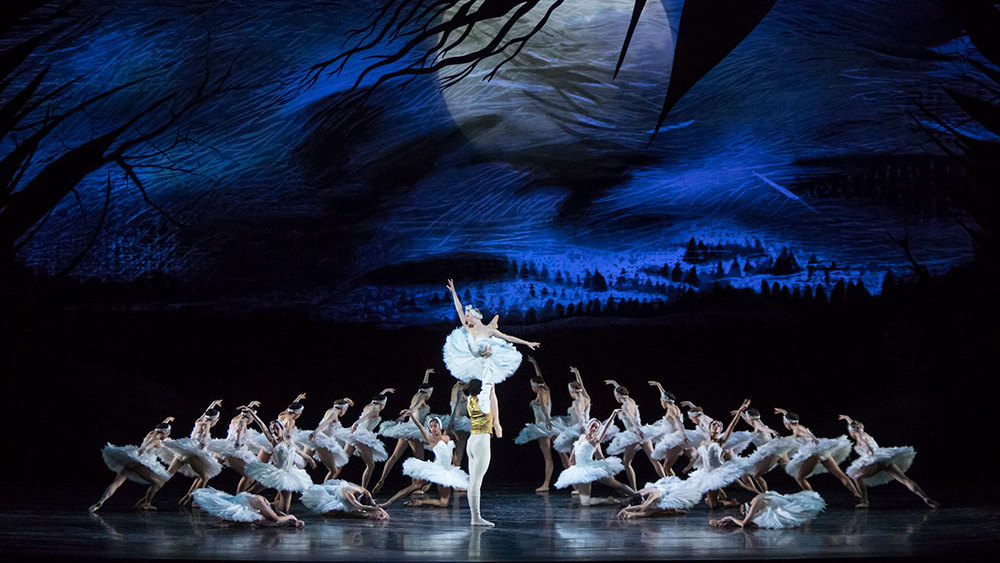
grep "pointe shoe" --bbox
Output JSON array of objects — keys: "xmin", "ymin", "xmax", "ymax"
[
  {"xmin": 535, "ymin": 485, "xmax": 549, "ymax": 493},
  {"xmin": 89, "ymin": 503, "xmax": 102, "ymax": 513},
  {"xmin": 926, "ymin": 499, "xmax": 941, "ymax": 509}
]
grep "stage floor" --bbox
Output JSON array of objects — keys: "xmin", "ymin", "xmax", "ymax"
[{"xmin": 2, "ymin": 484, "xmax": 998, "ymax": 561}]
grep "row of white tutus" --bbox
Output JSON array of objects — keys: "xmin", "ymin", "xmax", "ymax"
[
  {"xmin": 846, "ymin": 446, "xmax": 915, "ymax": 487},
  {"xmin": 514, "ymin": 421, "xmax": 564, "ymax": 445},
  {"xmin": 554, "ymin": 441, "xmax": 624, "ymax": 489},
  {"xmin": 191, "ymin": 488, "xmax": 263, "ymax": 522},
  {"xmin": 784, "ymin": 436, "xmax": 852, "ymax": 478},
  {"xmin": 651, "ymin": 429, "xmax": 704, "ymax": 459},
  {"xmin": 301, "ymin": 480, "xmax": 352, "ymax": 514},
  {"xmin": 749, "ymin": 491, "xmax": 826, "ymax": 529},
  {"xmin": 645, "ymin": 476, "xmax": 704, "ymax": 510},
  {"xmin": 101, "ymin": 443, "xmax": 171, "ymax": 485},
  {"xmin": 402, "ymin": 441, "xmax": 470, "ymax": 490},
  {"xmin": 243, "ymin": 443, "xmax": 313, "ymax": 492},
  {"xmin": 160, "ymin": 438, "xmax": 223, "ymax": 480},
  {"xmin": 442, "ymin": 327, "xmax": 522, "ymax": 385},
  {"xmin": 345, "ymin": 428, "xmax": 389, "ymax": 462}
]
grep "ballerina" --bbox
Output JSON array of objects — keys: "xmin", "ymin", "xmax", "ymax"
[
  {"xmin": 513, "ymin": 356, "xmax": 562, "ymax": 492},
  {"xmin": 775, "ymin": 408, "xmax": 861, "ymax": 502},
  {"xmin": 381, "ymin": 413, "xmax": 470, "ymax": 508},
  {"xmin": 730, "ymin": 407, "xmax": 798, "ymax": 494},
  {"xmin": 301, "ymin": 480, "xmax": 389, "ymax": 520},
  {"xmin": 553, "ymin": 367, "xmax": 617, "ymax": 459},
  {"xmin": 839, "ymin": 415, "xmax": 939, "ymax": 508},
  {"xmin": 306, "ymin": 398, "xmax": 353, "ymax": 482},
  {"xmin": 191, "ymin": 487, "xmax": 304, "ymax": 527},
  {"xmin": 681, "ymin": 401, "xmax": 754, "ymax": 455},
  {"xmin": 207, "ymin": 402, "xmax": 261, "ymax": 492},
  {"xmin": 710, "ymin": 490, "xmax": 826, "ymax": 529},
  {"xmin": 161, "ymin": 400, "xmax": 225, "ymax": 506},
  {"xmin": 604, "ymin": 380, "xmax": 666, "ymax": 490},
  {"xmin": 373, "ymin": 369, "xmax": 435, "ymax": 494},
  {"xmin": 614, "ymin": 476, "xmax": 704, "ymax": 520},
  {"xmin": 442, "ymin": 278, "xmax": 539, "ymax": 387},
  {"xmin": 444, "ymin": 380, "xmax": 472, "ymax": 468},
  {"xmin": 344, "ymin": 389, "xmax": 393, "ymax": 489},
  {"xmin": 245, "ymin": 393, "xmax": 308, "ymax": 470},
  {"xmin": 648, "ymin": 381, "xmax": 698, "ymax": 476},
  {"xmin": 683, "ymin": 399, "xmax": 754, "ymax": 509},
  {"xmin": 90, "ymin": 417, "xmax": 174, "ymax": 513},
  {"xmin": 241, "ymin": 409, "xmax": 315, "ymax": 514},
  {"xmin": 553, "ymin": 412, "xmax": 635, "ymax": 506}
]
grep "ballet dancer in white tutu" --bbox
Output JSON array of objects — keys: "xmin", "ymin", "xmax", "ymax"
[
  {"xmin": 710, "ymin": 490, "xmax": 826, "ymax": 529},
  {"xmin": 344, "ymin": 389, "xmax": 393, "ymax": 489},
  {"xmin": 683, "ymin": 399, "xmax": 755, "ymax": 509},
  {"xmin": 554, "ymin": 412, "xmax": 635, "ymax": 506},
  {"xmin": 381, "ymin": 413, "xmax": 470, "ymax": 508},
  {"xmin": 614, "ymin": 476, "xmax": 704, "ymax": 520},
  {"xmin": 374, "ymin": 370, "xmax": 435, "ymax": 493},
  {"xmin": 839, "ymin": 415, "xmax": 939, "ymax": 508},
  {"xmin": 191, "ymin": 487, "xmax": 304, "ymax": 527},
  {"xmin": 244, "ymin": 393, "xmax": 308, "ymax": 468},
  {"xmin": 301, "ymin": 480, "xmax": 389, "ymax": 520},
  {"xmin": 648, "ymin": 382, "xmax": 698, "ymax": 475},
  {"xmin": 241, "ymin": 408, "xmax": 315, "ymax": 514},
  {"xmin": 775, "ymin": 408, "xmax": 861, "ymax": 502},
  {"xmin": 207, "ymin": 402, "xmax": 261, "ymax": 492},
  {"xmin": 513, "ymin": 356, "xmax": 562, "ymax": 492},
  {"xmin": 681, "ymin": 401, "xmax": 754, "ymax": 455},
  {"xmin": 161, "ymin": 400, "xmax": 225, "ymax": 506},
  {"xmin": 604, "ymin": 380, "xmax": 666, "ymax": 490},
  {"xmin": 305, "ymin": 398, "xmax": 353, "ymax": 482},
  {"xmin": 91, "ymin": 417, "xmax": 174, "ymax": 513},
  {"xmin": 553, "ymin": 367, "xmax": 617, "ymax": 459},
  {"xmin": 731, "ymin": 407, "xmax": 798, "ymax": 494}
]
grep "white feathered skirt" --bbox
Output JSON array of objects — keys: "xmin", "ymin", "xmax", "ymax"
[
  {"xmin": 101, "ymin": 443, "xmax": 171, "ymax": 485},
  {"xmin": 191, "ymin": 487, "xmax": 263, "ymax": 522}
]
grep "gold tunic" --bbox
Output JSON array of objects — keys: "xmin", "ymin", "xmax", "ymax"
[{"xmin": 468, "ymin": 395, "xmax": 493, "ymax": 436}]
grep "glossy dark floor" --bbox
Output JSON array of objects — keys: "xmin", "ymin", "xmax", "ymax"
[{"xmin": 2, "ymin": 484, "xmax": 998, "ymax": 561}]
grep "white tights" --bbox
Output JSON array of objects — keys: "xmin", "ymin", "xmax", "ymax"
[{"xmin": 466, "ymin": 433, "xmax": 493, "ymax": 526}]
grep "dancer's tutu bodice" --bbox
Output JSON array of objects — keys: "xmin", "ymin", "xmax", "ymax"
[
  {"xmin": 243, "ymin": 441, "xmax": 313, "ymax": 492},
  {"xmin": 401, "ymin": 439, "xmax": 469, "ymax": 489},
  {"xmin": 553, "ymin": 438, "xmax": 625, "ymax": 488},
  {"xmin": 530, "ymin": 399, "xmax": 551, "ymax": 425},
  {"xmin": 443, "ymin": 326, "xmax": 522, "ymax": 384}
]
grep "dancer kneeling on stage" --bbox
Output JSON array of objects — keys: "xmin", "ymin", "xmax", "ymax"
[
  {"xmin": 302, "ymin": 480, "xmax": 389, "ymax": 520},
  {"xmin": 554, "ymin": 411, "xmax": 635, "ymax": 506},
  {"xmin": 381, "ymin": 413, "xmax": 469, "ymax": 508},
  {"xmin": 192, "ymin": 487, "xmax": 304, "ymax": 527}
]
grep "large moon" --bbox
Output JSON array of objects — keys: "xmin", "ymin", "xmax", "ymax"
[{"xmin": 438, "ymin": 0, "xmax": 674, "ymax": 155}]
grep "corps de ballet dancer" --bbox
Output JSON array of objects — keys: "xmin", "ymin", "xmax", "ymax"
[
  {"xmin": 553, "ymin": 412, "xmax": 635, "ymax": 505},
  {"xmin": 604, "ymin": 380, "xmax": 666, "ymax": 490},
  {"xmin": 513, "ymin": 356, "xmax": 563, "ymax": 492},
  {"xmin": 301, "ymin": 480, "xmax": 389, "ymax": 520},
  {"xmin": 244, "ymin": 394, "xmax": 308, "ymax": 474},
  {"xmin": 648, "ymin": 381, "xmax": 698, "ymax": 475},
  {"xmin": 553, "ymin": 367, "xmax": 617, "ymax": 459},
  {"xmin": 343, "ymin": 389, "xmax": 393, "ymax": 489},
  {"xmin": 160, "ymin": 400, "xmax": 225, "ymax": 506},
  {"xmin": 839, "ymin": 415, "xmax": 939, "ymax": 508},
  {"xmin": 614, "ymin": 476, "xmax": 704, "ymax": 520},
  {"xmin": 374, "ymin": 370, "xmax": 435, "ymax": 494},
  {"xmin": 305, "ymin": 398, "xmax": 353, "ymax": 482},
  {"xmin": 682, "ymin": 399, "xmax": 755, "ymax": 509},
  {"xmin": 381, "ymin": 413, "xmax": 470, "ymax": 508},
  {"xmin": 207, "ymin": 402, "xmax": 261, "ymax": 492},
  {"xmin": 680, "ymin": 401, "xmax": 754, "ymax": 455},
  {"xmin": 710, "ymin": 490, "xmax": 826, "ymax": 529},
  {"xmin": 241, "ymin": 408, "xmax": 315, "ymax": 514},
  {"xmin": 91, "ymin": 417, "xmax": 174, "ymax": 513},
  {"xmin": 191, "ymin": 487, "xmax": 304, "ymax": 527},
  {"xmin": 775, "ymin": 408, "xmax": 861, "ymax": 502},
  {"xmin": 730, "ymin": 407, "xmax": 798, "ymax": 494}
]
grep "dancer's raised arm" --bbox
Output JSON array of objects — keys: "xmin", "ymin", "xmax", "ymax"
[
  {"xmin": 446, "ymin": 279, "xmax": 465, "ymax": 323},
  {"xmin": 489, "ymin": 327, "xmax": 540, "ymax": 349},
  {"xmin": 720, "ymin": 399, "xmax": 751, "ymax": 444},
  {"xmin": 597, "ymin": 409, "xmax": 622, "ymax": 443},
  {"xmin": 401, "ymin": 409, "xmax": 434, "ymax": 445},
  {"xmin": 570, "ymin": 367, "xmax": 590, "ymax": 401},
  {"xmin": 242, "ymin": 407, "xmax": 277, "ymax": 446}
]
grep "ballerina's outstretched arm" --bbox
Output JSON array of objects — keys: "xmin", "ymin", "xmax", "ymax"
[
  {"xmin": 446, "ymin": 279, "xmax": 465, "ymax": 324},
  {"xmin": 242, "ymin": 408, "xmax": 278, "ymax": 447},
  {"xmin": 597, "ymin": 409, "xmax": 623, "ymax": 443},
  {"xmin": 401, "ymin": 409, "xmax": 436, "ymax": 446},
  {"xmin": 489, "ymin": 327, "xmax": 540, "ymax": 350},
  {"xmin": 570, "ymin": 367, "xmax": 590, "ymax": 402},
  {"xmin": 720, "ymin": 399, "xmax": 751, "ymax": 446}
]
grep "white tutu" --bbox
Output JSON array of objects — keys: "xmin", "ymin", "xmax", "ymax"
[
  {"xmin": 345, "ymin": 428, "xmax": 389, "ymax": 462},
  {"xmin": 191, "ymin": 488, "xmax": 263, "ymax": 523},
  {"xmin": 243, "ymin": 429, "xmax": 273, "ymax": 455},
  {"xmin": 161, "ymin": 438, "xmax": 223, "ymax": 479},
  {"xmin": 306, "ymin": 430, "xmax": 350, "ymax": 468},
  {"xmin": 846, "ymin": 446, "xmax": 915, "ymax": 487},
  {"xmin": 514, "ymin": 421, "xmax": 563, "ymax": 445},
  {"xmin": 553, "ymin": 423, "xmax": 619, "ymax": 454},
  {"xmin": 651, "ymin": 429, "xmax": 703, "ymax": 459},
  {"xmin": 785, "ymin": 436, "xmax": 852, "ymax": 479},
  {"xmin": 243, "ymin": 443, "xmax": 313, "ymax": 492},
  {"xmin": 645, "ymin": 476, "xmax": 703, "ymax": 510},
  {"xmin": 744, "ymin": 436, "xmax": 799, "ymax": 471},
  {"xmin": 101, "ymin": 443, "xmax": 171, "ymax": 485},
  {"xmin": 442, "ymin": 327, "xmax": 522, "ymax": 385},
  {"xmin": 206, "ymin": 439, "xmax": 258, "ymax": 468},
  {"xmin": 378, "ymin": 420, "xmax": 426, "ymax": 441},
  {"xmin": 554, "ymin": 441, "xmax": 624, "ymax": 488},
  {"xmin": 438, "ymin": 414, "xmax": 472, "ymax": 433},
  {"xmin": 687, "ymin": 442, "xmax": 753, "ymax": 494},
  {"xmin": 724, "ymin": 431, "xmax": 755, "ymax": 455},
  {"xmin": 301, "ymin": 480, "xmax": 353, "ymax": 514},
  {"xmin": 749, "ymin": 491, "xmax": 826, "ymax": 529},
  {"xmin": 607, "ymin": 421, "xmax": 665, "ymax": 455},
  {"xmin": 402, "ymin": 441, "xmax": 469, "ymax": 489}
]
